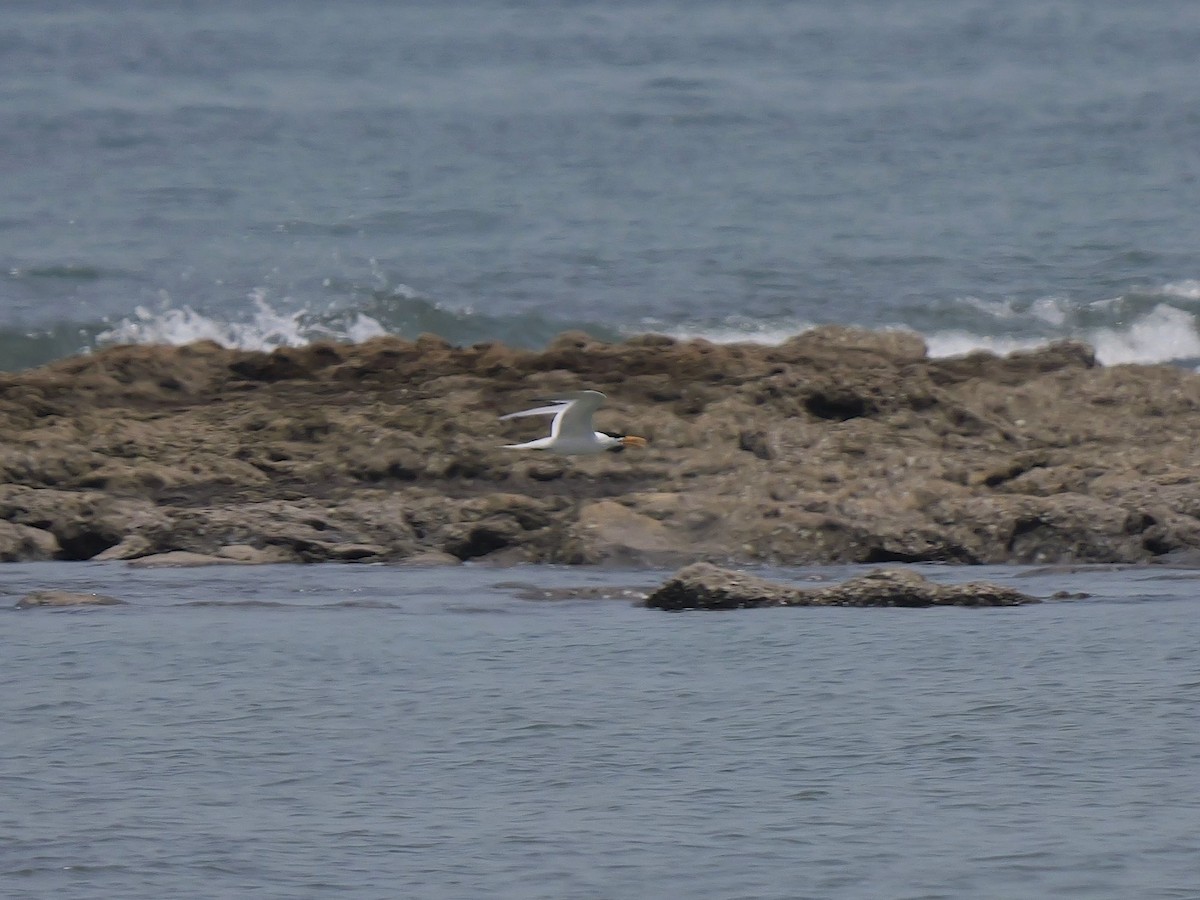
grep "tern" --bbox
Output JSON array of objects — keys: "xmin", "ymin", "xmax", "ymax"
[{"xmin": 500, "ymin": 390, "xmax": 648, "ymax": 455}]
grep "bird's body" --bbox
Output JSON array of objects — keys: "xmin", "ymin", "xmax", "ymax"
[{"xmin": 500, "ymin": 390, "xmax": 647, "ymax": 456}]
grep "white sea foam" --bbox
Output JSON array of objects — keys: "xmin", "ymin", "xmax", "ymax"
[
  {"xmin": 1029, "ymin": 295, "xmax": 1070, "ymax": 327},
  {"xmin": 655, "ymin": 319, "xmax": 817, "ymax": 346},
  {"xmin": 97, "ymin": 293, "xmax": 387, "ymax": 352},
  {"xmin": 923, "ymin": 332, "xmax": 1046, "ymax": 358},
  {"xmin": 94, "ymin": 289, "xmax": 1200, "ymax": 368},
  {"xmin": 1160, "ymin": 280, "xmax": 1200, "ymax": 301},
  {"xmin": 922, "ymin": 303, "xmax": 1200, "ymax": 365},
  {"xmin": 955, "ymin": 295, "xmax": 1074, "ymax": 326},
  {"xmin": 661, "ymin": 321, "xmax": 1054, "ymax": 360},
  {"xmin": 1082, "ymin": 303, "xmax": 1200, "ymax": 365},
  {"xmin": 958, "ymin": 296, "xmax": 1018, "ymax": 320},
  {"xmin": 661, "ymin": 299, "xmax": 1200, "ymax": 367}
]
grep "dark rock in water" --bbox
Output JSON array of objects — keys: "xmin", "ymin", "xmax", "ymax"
[
  {"xmin": 644, "ymin": 563, "xmax": 1038, "ymax": 610},
  {"xmin": 814, "ymin": 567, "xmax": 1037, "ymax": 608},
  {"xmin": 2, "ymin": 326, "xmax": 1200, "ymax": 566},
  {"xmin": 644, "ymin": 563, "xmax": 807, "ymax": 609},
  {"xmin": 16, "ymin": 590, "xmax": 126, "ymax": 608}
]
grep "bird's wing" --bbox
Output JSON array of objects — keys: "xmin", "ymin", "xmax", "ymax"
[
  {"xmin": 530, "ymin": 390, "xmax": 607, "ymax": 403},
  {"xmin": 499, "ymin": 402, "xmax": 570, "ymax": 421},
  {"xmin": 550, "ymin": 391, "xmax": 606, "ymax": 440}
]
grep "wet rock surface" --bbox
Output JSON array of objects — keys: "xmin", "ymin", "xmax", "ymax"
[
  {"xmin": 645, "ymin": 563, "xmax": 1038, "ymax": 610},
  {"xmin": 3, "ymin": 327, "xmax": 1200, "ymax": 566},
  {"xmin": 15, "ymin": 590, "xmax": 126, "ymax": 608}
]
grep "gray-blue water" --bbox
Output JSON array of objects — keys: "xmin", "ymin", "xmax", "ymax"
[
  {"xmin": 7, "ymin": 6, "xmax": 1200, "ymax": 896},
  {"xmin": 3, "ymin": 562, "xmax": 1199, "ymax": 899},
  {"xmin": 3, "ymin": 1, "xmax": 1200, "ymax": 369}
]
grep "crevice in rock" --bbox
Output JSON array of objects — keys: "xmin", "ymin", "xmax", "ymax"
[
  {"xmin": 804, "ymin": 390, "xmax": 871, "ymax": 421},
  {"xmin": 1007, "ymin": 516, "xmax": 1045, "ymax": 551},
  {"xmin": 1142, "ymin": 532, "xmax": 1174, "ymax": 556},
  {"xmin": 55, "ymin": 528, "xmax": 120, "ymax": 561},
  {"xmin": 861, "ymin": 545, "xmax": 978, "ymax": 565},
  {"xmin": 862, "ymin": 546, "xmax": 936, "ymax": 564},
  {"xmin": 737, "ymin": 430, "xmax": 773, "ymax": 460},
  {"xmin": 447, "ymin": 524, "xmax": 513, "ymax": 561}
]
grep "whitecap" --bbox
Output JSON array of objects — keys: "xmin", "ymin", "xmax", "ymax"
[
  {"xmin": 96, "ymin": 291, "xmax": 387, "ymax": 353},
  {"xmin": 1084, "ymin": 303, "xmax": 1200, "ymax": 365},
  {"xmin": 1158, "ymin": 280, "xmax": 1200, "ymax": 301}
]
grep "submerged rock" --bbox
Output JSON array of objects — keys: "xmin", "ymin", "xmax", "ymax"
[
  {"xmin": 1, "ymin": 327, "xmax": 1199, "ymax": 566},
  {"xmin": 813, "ymin": 567, "xmax": 1037, "ymax": 608},
  {"xmin": 127, "ymin": 550, "xmax": 258, "ymax": 568},
  {"xmin": 644, "ymin": 564, "xmax": 807, "ymax": 609},
  {"xmin": 16, "ymin": 590, "xmax": 126, "ymax": 608},
  {"xmin": 644, "ymin": 563, "xmax": 1038, "ymax": 610}
]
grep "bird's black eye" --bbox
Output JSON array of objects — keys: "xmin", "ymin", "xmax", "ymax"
[{"xmin": 601, "ymin": 431, "xmax": 621, "ymax": 439}]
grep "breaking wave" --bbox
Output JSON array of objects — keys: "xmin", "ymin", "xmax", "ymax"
[
  {"xmin": 97, "ymin": 292, "xmax": 390, "ymax": 352},
  {"xmin": 90, "ymin": 286, "xmax": 622, "ymax": 357},
  {"xmin": 661, "ymin": 286, "xmax": 1200, "ymax": 368},
  {"xmin": 4, "ymin": 282, "xmax": 1200, "ymax": 371}
]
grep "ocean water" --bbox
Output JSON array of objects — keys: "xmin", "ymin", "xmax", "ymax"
[
  {"xmin": 2, "ymin": 561, "xmax": 1200, "ymax": 899},
  {"xmin": 7, "ymin": 8, "xmax": 1200, "ymax": 897},
  {"xmin": 3, "ymin": 0, "xmax": 1200, "ymax": 370}
]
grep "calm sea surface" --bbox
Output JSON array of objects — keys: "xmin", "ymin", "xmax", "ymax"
[
  {"xmin": 3, "ymin": 0, "xmax": 1200, "ymax": 367},
  {"xmin": 3, "ymin": 562, "xmax": 1199, "ymax": 899}
]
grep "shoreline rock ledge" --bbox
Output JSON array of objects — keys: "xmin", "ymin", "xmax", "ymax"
[
  {"xmin": 4, "ymin": 327, "xmax": 1200, "ymax": 566},
  {"xmin": 644, "ymin": 563, "xmax": 1039, "ymax": 610}
]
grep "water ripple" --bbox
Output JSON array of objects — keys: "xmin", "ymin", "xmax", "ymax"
[{"xmin": 1, "ymin": 564, "xmax": 1199, "ymax": 897}]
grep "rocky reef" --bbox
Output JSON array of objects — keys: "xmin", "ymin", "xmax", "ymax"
[
  {"xmin": 3, "ymin": 326, "xmax": 1200, "ymax": 566},
  {"xmin": 644, "ymin": 563, "xmax": 1037, "ymax": 610}
]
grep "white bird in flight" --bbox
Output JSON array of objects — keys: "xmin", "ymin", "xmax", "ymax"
[{"xmin": 500, "ymin": 390, "xmax": 648, "ymax": 456}]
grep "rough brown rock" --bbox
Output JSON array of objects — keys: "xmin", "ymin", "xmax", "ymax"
[
  {"xmin": 644, "ymin": 563, "xmax": 1038, "ymax": 610},
  {"xmin": 1, "ymin": 327, "xmax": 1199, "ymax": 565},
  {"xmin": 645, "ymin": 564, "xmax": 809, "ymax": 609},
  {"xmin": 563, "ymin": 500, "xmax": 694, "ymax": 565},
  {"xmin": 0, "ymin": 521, "xmax": 60, "ymax": 561}
]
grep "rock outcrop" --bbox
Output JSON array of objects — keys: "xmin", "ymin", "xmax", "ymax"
[
  {"xmin": 644, "ymin": 563, "xmax": 1038, "ymax": 610},
  {"xmin": 2, "ymin": 326, "xmax": 1200, "ymax": 565}
]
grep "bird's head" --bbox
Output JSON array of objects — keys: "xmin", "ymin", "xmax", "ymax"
[{"xmin": 602, "ymin": 432, "xmax": 648, "ymax": 453}]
